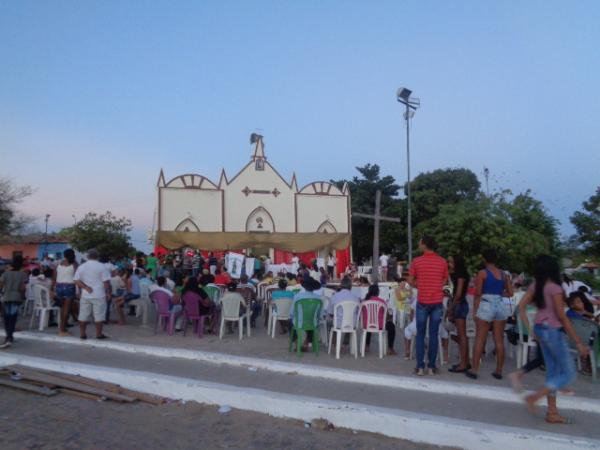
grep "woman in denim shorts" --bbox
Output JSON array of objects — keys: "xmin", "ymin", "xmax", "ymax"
[
  {"xmin": 466, "ymin": 249, "xmax": 513, "ymax": 380},
  {"xmin": 447, "ymin": 255, "xmax": 471, "ymax": 373},
  {"xmin": 51, "ymin": 249, "xmax": 78, "ymax": 337}
]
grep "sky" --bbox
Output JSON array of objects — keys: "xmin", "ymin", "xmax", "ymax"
[{"xmin": 1, "ymin": 1, "xmax": 599, "ymax": 252}]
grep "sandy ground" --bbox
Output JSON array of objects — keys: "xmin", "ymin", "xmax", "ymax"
[{"xmin": 0, "ymin": 389, "xmax": 450, "ymax": 450}]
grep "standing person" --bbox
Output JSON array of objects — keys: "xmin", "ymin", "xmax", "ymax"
[
  {"xmin": 0, "ymin": 255, "xmax": 27, "ymax": 348},
  {"xmin": 208, "ymin": 252, "xmax": 218, "ymax": 276},
  {"xmin": 146, "ymin": 253, "xmax": 158, "ymax": 280},
  {"xmin": 379, "ymin": 252, "xmax": 389, "ymax": 282},
  {"xmin": 319, "ymin": 267, "xmax": 328, "ymax": 286},
  {"xmin": 192, "ymin": 251, "xmax": 201, "ymax": 278},
  {"xmin": 447, "ymin": 255, "xmax": 471, "ymax": 373},
  {"xmin": 466, "ymin": 249, "xmax": 513, "ymax": 380},
  {"xmin": 291, "ymin": 254, "xmax": 300, "ymax": 275},
  {"xmin": 73, "ymin": 249, "xmax": 111, "ymax": 340},
  {"xmin": 51, "ymin": 249, "xmax": 79, "ymax": 337},
  {"xmin": 326, "ymin": 252, "xmax": 336, "ymax": 280},
  {"xmin": 519, "ymin": 255, "xmax": 588, "ymax": 424},
  {"xmin": 408, "ymin": 236, "xmax": 449, "ymax": 376}
]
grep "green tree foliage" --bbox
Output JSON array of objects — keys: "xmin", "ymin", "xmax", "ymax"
[
  {"xmin": 409, "ymin": 168, "xmax": 481, "ymax": 223},
  {"xmin": 332, "ymin": 164, "xmax": 403, "ymax": 263},
  {"xmin": 333, "ymin": 165, "xmax": 560, "ymax": 272},
  {"xmin": 417, "ymin": 193, "xmax": 558, "ymax": 273},
  {"xmin": 570, "ymin": 187, "xmax": 600, "ymax": 257},
  {"xmin": 61, "ymin": 211, "xmax": 134, "ymax": 259},
  {"xmin": 0, "ymin": 177, "xmax": 33, "ymax": 236}
]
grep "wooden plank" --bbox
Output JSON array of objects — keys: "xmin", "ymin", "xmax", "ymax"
[
  {"xmin": 6, "ymin": 366, "xmax": 136, "ymax": 403},
  {"xmin": 59, "ymin": 388, "xmax": 106, "ymax": 402},
  {"xmin": 0, "ymin": 378, "xmax": 57, "ymax": 396},
  {"xmin": 9, "ymin": 365, "xmax": 163, "ymax": 405}
]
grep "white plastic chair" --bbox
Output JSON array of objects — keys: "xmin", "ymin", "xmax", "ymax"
[
  {"xmin": 130, "ymin": 283, "xmax": 152, "ymax": 325},
  {"xmin": 328, "ymin": 301, "xmax": 360, "ymax": 359},
  {"xmin": 516, "ymin": 308, "xmax": 538, "ymax": 368},
  {"xmin": 22, "ymin": 281, "xmax": 36, "ymax": 316},
  {"xmin": 219, "ymin": 294, "xmax": 250, "ymax": 340},
  {"xmin": 270, "ymin": 297, "xmax": 293, "ymax": 338},
  {"xmin": 29, "ymin": 284, "xmax": 60, "ymax": 331},
  {"xmin": 360, "ymin": 300, "xmax": 388, "ymax": 358}
]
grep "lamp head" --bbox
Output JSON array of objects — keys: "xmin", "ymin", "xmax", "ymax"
[{"xmin": 397, "ymin": 87, "xmax": 412, "ymax": 101}]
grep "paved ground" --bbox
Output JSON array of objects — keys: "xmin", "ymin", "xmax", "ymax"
[
  {"xmin": 3, "ymin": 337, "xmax": 599, "ymax": 439},
  {"xmin": 0, "ymin": 389, "xmax": 449, "ymax": 450},
  {"xmin": 19, "ymin": 313, "xmax": 599, "ymax": 400}
]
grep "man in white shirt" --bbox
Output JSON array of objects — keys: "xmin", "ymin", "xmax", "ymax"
[
  {"xmin": 73, "ymin": 249, "xmax": 111, "ymax": 339},
  {"xmin": 379, "ymin": 253, "xmax": 389, "ymax": 281}
]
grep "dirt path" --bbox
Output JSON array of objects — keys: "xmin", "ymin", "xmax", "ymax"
[{"xmin": 0, "ymin": 389, "xmax": 450, "ymax": 450}]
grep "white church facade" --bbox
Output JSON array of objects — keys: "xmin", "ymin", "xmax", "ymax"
[{"xmin": 155, "ymin": 134, "xmax": 351, "ymax": 267}]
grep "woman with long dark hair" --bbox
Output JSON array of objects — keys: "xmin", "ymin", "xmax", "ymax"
[
  {"xmin": 51, "ymin": 249, "xmax": 79, "ymax": 336},
  {"xmin": 447, "ymin": 255, "xmax": 471, "ymax": 373},
  {"xmin": 519, "ymin": 255, "xmax": 588, "ymax": 424},
  {"xmin": 361, "ymin": 284, "xmax": 397, "ymax": 355}
]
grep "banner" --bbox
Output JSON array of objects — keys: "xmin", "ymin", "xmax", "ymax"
[
  {"xmin": 227, "ymin": 252, "xmax": 245, "ymax": 279},
  {"xmin": 245, "ymin": 258, "xmax": 255, "ymax": 277}
]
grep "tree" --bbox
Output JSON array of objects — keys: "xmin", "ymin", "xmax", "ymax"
[
  {"xmin": 0, "ymin": 177, "xmax": 34, "ymax": 236},
  {"xmin": 409, "ymin": 168, "xmax": 481, "ymax": 224},
  {"xmin": 571, "ymin": 187, "xmax": 600, "ymax": 257},
  {"xmin": 416, "ymin": 191, "xmax": 559, "ymax": 273},
  {"xmin": 61, "ymin": 211, "xmax": 135, "ymax": 259},
  {"xmin": 332, "ymin": 164, "xmax": 404, "ymax": 263}
]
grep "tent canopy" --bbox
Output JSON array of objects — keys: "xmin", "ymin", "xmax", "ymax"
[{"xmin": 156, "ymin": 231, "xmax": 350, "ymax": 252}]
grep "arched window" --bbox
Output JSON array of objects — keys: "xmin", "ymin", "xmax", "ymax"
[{"xmin": 246, "ymin": 207, "xmax": 275, "ymax": 232}]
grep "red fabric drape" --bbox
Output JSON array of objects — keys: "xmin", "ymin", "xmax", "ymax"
[{"xmin": 336, "ymin": 248, "xmax": 350, "ymax": 278}]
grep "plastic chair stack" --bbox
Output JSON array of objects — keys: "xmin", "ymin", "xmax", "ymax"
[{"xmin": 328, "ymin": 300, "xmax": 360, "ymax": 359}]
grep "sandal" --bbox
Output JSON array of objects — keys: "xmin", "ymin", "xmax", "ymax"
[
  {"xmin": 545, "ymin": 414, "xmax": 572, "ymax": 425},
  {"xmin": 492, "ymin": 372, "xmax": 503, "ymax": 380},
  {"xmin": 448, "ymin": 365, "xmax": 468, "ymax": 373},
  {"xmin": 80, "ymin": 335, "xmax": 87, "ymax": 340},
  {"xmin": 96, "ymin": 334, "xmax": 109, "ymax": 340},
  {"xmin": 465, "ymin": 371, "xmax": 478, "ymax": 380}
]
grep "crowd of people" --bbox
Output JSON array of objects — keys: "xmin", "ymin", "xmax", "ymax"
[{"xmin": 1, "ymin": 237, "xmax": 599, "ymax": 426}]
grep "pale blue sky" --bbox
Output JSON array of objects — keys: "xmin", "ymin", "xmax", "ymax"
[{"xmin": 1, "ymin": 1, "xmax": 599, "ymax": 251}]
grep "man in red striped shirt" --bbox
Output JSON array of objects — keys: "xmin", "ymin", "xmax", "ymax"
[{"xmin": 408, "ymin": 236, "xmax": 449, "ymax": 376}]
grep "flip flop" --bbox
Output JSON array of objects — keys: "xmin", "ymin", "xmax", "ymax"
[
  {"xmin": 448, "ymin": 365, "xmax": 468, "ymax": 373},
  {"xmin": 546, "ymin": 414, "xmax": 572, "ymax": 425},
  {"xmin": 465, "ymin": 371, "xmax": 478, "ymax": 380},
  {"xmin": 80, "ymin": 335, "xmax": 87, "ymax": 340},
  {"xmin": 492, "ymin": 372, "xmax": 503, "ymax": 380},
  {"xmin": 96, "ymin": 334, "xmax": 109, "ymax": 340}
]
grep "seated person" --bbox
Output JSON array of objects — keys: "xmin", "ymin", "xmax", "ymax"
[
  {"xmin": 567, "ymin": 292, "xmax": 599, "ymax": 323},
  {"xmin": 214, "ymin": 268, "xmax": 232, "ymax": 285},
  {"xmin": 262, "ymin": 271, "xmax": 274, "ymax": 284},
  {"xmin": 198, "ymin": 269, "xmax": 215, "ymax": 286},
  {"xmin": 220, "ymin": 281, "xmax": 247, "ymax": 333},
  {"xmin": 328, "ymin": 275, "xmax": 360, "ymax": 325},
  {"xmin": 361, "ymin": 284, "xmax": 397, "ymax": 355},
  {"xmin": 149, "ymin": 276, "xmax": 182, "ymax": 313},
  {"xmin": 286, "ymin": 272, "xmax": 298, "ymax": 286},
  {"xmin": 289, "ymin": 276, "xmax": 322, "ymax": 352},
  {"xmin": 123, "ymin": 269, "xmax": 141, "ymax": 318},
  {"xmin": 237, "ymin": 275, "xmax": 259, "ymax": 327},
  {"xmin": 182, "ymin": 276, "xmax": 217, "ymax": 334}
]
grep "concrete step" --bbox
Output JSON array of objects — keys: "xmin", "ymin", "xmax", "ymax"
[{"xmin": 0, "ymin": 336, "xmax": 599, "ymax": 449}]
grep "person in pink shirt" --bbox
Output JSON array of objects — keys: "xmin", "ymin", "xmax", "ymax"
[{"xmin": 518, "ymin": 255, "xmax": 589, "ymax": 425}]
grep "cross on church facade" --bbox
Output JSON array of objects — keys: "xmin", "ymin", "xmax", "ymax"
[{"xmin": 353, "ymin": 190, "xmax": 401, "ymax": 283}]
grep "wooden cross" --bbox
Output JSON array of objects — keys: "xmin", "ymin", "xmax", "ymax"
[{"xmin": 353, "ymin": 190, "xmax": 401, "ymax": 283}]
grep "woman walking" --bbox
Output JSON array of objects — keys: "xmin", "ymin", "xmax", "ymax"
[
  {"xmin": 0, "ymin": 255, "xmax": 28, "ymax": 348},
  {"xmin": 519, "ymin": 255, "xmax": 588, "ymax": 424},
  {"xmin": 466, "ymin": 249, "xmax": 513, "ymax": 380},
  {"xmin": 447, "ymin": 255, "xmax": 471, "ymax": 373},
  {"xmin": 51, "ymin": 248, "xmax": 79, "ymax": 336}
]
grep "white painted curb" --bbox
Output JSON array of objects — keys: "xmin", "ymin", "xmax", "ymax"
[
  {"xmin": 0, "ymin": 353, "xmax": 598, "ymax": 450},
  {"xmin": 10, "ymin": 331, "xmax": 600, "ymax": 415}
]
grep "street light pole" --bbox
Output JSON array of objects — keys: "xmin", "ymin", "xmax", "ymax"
[
  {"xmin": 396, "ymin": 88, "xmax": 420, "ymax": 265},
  {"xmin": 44, "ymin": 214, "xmax": 50, "ymax": 257}
]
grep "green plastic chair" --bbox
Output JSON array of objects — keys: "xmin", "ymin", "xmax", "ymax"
[
  {"xmin": 289, "ymin": 298, "xmax": 322, "ymax": 356},
  {"xmin": 202, "ymin": 285, "xmax": 221, "ymax": 304}
]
